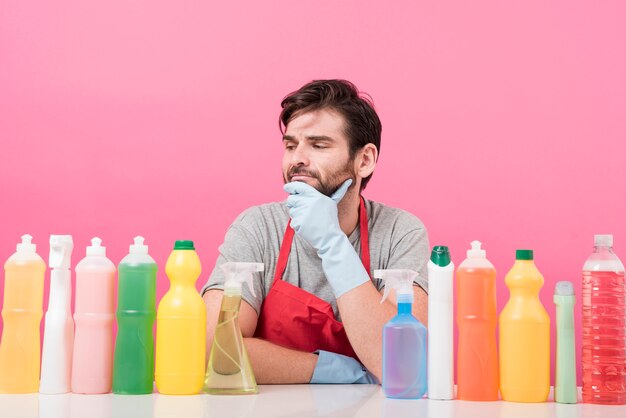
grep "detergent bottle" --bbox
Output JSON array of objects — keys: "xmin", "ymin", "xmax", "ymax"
[
  {"xmin": 155, "ymin": 240, "xmax": 206, "ymax": 395},
  {"xmin": 40, "ymin": 235, "xmax": 74, "ymax": 394},
  {"xmin": 375, "ymin": 269, "xmax": 427, "ymax": 399},
  {"xmin": 112, "ymin": 236, "xmax": 158, "ymax": 394},
  {"xmin": 499, "ymin": 249, "xmax": 550, "ymax": 403},
  {"xmin": 427, "ymin": 246, "xmax": 454, "ymax": 400},
  {"xmin": 72, "ymin": 237, "xmax": 117, "ymax": 394},
  {"xmin": 554, "ymin": 281, "xmax": 577, "ymax": 404},
  {"xmin": 204, "ymin": 262, "xmax": 263, "ymax": 395},
  {"xmin": 582, "ymin": 234, "xmax": 626, "ymax": 404},
  {"xmin": 0, "ymin": 234, "xmax": 46, "ymax": 393},
  {"xmin": 456, "ymin": 240, "xmax": 499, "ymax": 401}
]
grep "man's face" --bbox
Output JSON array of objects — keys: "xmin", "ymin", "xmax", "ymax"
[{"xmin": 282, "ymin": 109, "xmax": 357, "ymax": 197}]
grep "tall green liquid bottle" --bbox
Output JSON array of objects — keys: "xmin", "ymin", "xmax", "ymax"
[{"xmin": 112, "ymin": 236, "xmax": 158, "ymax": 394}]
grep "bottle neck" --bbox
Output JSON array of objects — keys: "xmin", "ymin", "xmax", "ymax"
[{"xmin": 398, "ymin": 302, "xmax": 412, "ymax": 314}]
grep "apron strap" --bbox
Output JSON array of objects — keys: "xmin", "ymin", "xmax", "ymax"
[
  {"xmin": 274, "ymin": 197, "xmax": 371, "ymax": 283},
  {"xmin": 273, "ymin": 221, "xmax": 295, "ymax": 283}
]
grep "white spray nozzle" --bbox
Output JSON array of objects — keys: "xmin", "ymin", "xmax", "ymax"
[
  {"xmin": 374, "ymin": 269, "xmax": 418, "ymax": 304},
  {"xmin": 129, "ymin": 236, "xmax": 149, "ymax": 254},
  {"xmin": 467, "ymin": 240, "xmax": 486, "ymax": 258},
  {"xmin": 86, "ymin": 237, "xmax": 106, "ymax": 256},
  {"xmin": 49, "ymin": 235, "xmax": 74, "ymax": 269},
  {"xmin": 16, "ymin": 234, "xmax": 37, "ymax": 253},
  {"xmin": 220, "ymin": 262, "xmax": 263, "ymax": 297}
]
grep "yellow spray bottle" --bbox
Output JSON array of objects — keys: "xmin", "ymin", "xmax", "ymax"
[
  {"xmin": 204, "ymin": 262, "xmax": 263, "ymax": 395},
  {"xmin": 155, "ymin": 240, "xmax": 206, "ymax": 395}
]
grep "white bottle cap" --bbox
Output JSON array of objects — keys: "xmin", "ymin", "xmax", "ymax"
[
  {"xmin": 594, "ymin": 234, "xmax": 613, "ymax": 247},
  {"xmin": 16, "ymin": 234, "xmax": 36, "ymax": 253},
  {"xmin": 49, "ymin": 235, "xmax": 74, "ymax": 269},
  {"xmin": 129, "ymin": 236, "xmax": 149, "ymax": 254},
  {"xmin": 467, "ymin": 240, "xmax": 486, "ymax": 258},
  {"xmin": 86, "ymin": 237, "xmax": 106, "ymax": 256}
]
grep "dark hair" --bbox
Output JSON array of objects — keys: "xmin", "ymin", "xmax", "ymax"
[{"xmin": 279, "ymin": 79, "xmax": 382, "ymax": 190}]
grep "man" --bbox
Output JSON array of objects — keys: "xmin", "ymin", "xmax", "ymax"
[{"xmin": 202, "ymin": 79, "xmax": 429, "ymax": 384}]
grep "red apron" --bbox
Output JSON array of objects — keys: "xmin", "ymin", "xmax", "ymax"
[{"xmin": 253, "ymin": 197, "xmax": 371, "ymax": 360}]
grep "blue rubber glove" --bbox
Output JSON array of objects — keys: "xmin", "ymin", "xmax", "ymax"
[
  {"xmin": 284, "ymin": 179, "xmax": 370, "ymax": 298},
  {"xmin": 310, "ymin": 350, "xmax": 379, "ymax": 384}
]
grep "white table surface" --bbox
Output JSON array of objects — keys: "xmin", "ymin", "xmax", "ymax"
[{"xmin": 1, "ymin": 386, "xmax": 625, "ymax": 418}]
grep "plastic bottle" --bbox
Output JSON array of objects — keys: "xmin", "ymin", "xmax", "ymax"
[
  {"xmin": 554, "ymin": 281, "xmax": 577, "ymax": 404},
  {"xmin": 427, "ymin": 246, "xmax": 454, "ymax": 400},
  {"xmin": 40, "ymin": 235, "xmax": 75, "ymax": 394},
  {"xmin": 204, "ymin": 262, "xmax": 263, "ymax": 395},
  {"xmin": 499, "ymin": 249, "xmax": 550, "ymax": 403},
  {"xmin": 112, "ymin": 236, "xmax": 158, "ymax": 394},
  {"xmin": 0, "ymin": 235, "xmax": 46, "ymax": 393},
  {"xmin": 155, "ymin": 240, "xmax": 206, "ymax": 395},
  {"xmin": 456, "ymin": 240, "xmax": 499, "ymax": 401},
  {"xmin": 375, "ymin": 269, "xmax": 427, "ymax": 399},
  {"xmin": 71, "ymin": 237, "xmax": 117, "ymax": 394},
  {"xmin": 582, "ymin": 234, "xmax": 626, "ymax": 404}
]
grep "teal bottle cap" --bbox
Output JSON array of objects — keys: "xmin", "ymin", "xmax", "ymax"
[
  {"xmin": 174, "ymin": 240, "xmax": 195, "ymax": 250},
  {"xmin": 430, "ymin": 246, "xmax": 451, "ymax": 267},
  {"xmin": 516, "ymin": 249, "xmax": 533, "ymax": 260}
]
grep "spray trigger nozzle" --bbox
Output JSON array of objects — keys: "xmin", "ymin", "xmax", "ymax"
[
  {"xmin": 375, "ymin": 269, "xmax": 418, "ymax": 304},
  {"xmin": 49, "ymin": 235, "xmax": 74, "ymax": 269},
  {"xmin": 220, "ymin": 262, "xmax": 263, "ymax": 298}
]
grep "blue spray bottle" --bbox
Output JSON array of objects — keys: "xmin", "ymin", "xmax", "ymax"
[{"xmin": 375, "ymin": 269, "xmax": 427, "ymax": 399}]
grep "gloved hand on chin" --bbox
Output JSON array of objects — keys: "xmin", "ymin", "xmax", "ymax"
[{"xmin": 284, "ymin": 179, "xmax": 370, "ymax": 298}]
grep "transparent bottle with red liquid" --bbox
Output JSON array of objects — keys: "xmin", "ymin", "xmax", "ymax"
[{"xmin": 582, "ymin": 234, "xmax": 626, "ymax": 404}]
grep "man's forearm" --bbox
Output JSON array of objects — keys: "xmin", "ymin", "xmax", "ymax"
[
  {"xmin": 243, "ymin": 337, "xmax": 318, "ymax": 384},
  {"xmin": 336, "ymin": 282, "xmax": 397, "ymax": 382}
]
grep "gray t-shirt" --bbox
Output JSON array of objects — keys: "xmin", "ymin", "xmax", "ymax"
[{"xmin": 202, "ymin": 198, "xmax": 429, "ymax": 319}]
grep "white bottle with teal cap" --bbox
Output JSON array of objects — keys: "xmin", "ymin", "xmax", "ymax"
[
  {"xmin": 427, "ymin": 246, "xmax": 454, "ymax": 400},
  {"xmin": 40, "ymin": 235, "xmax": 74, "ymax": 394},
  {"xmin": 204, "ymin": 262, "xmax": 263, "ymax": 395},
  {"xmin": 554, "ymin": 281, "xmax": 577, "ymax": 404},
  {"xmin": 376, "ymin": 269, "xmax": 427, "ymax": 399}
]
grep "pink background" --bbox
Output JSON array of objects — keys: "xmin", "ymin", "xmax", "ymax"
[{"xmin": 1, "ymin": 1, "xmax": 625, "ymax": 386}]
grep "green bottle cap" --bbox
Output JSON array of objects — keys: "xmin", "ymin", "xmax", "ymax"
[
  {"xmin": 516, "ymin": 249, "xmax": 533, "ymax": 260},
  {"xmin": 430, "ymin": 245, "xmax": 451, "ymax": 267},
  {"xmin": 174, "ymin": 240, "xmax": 195, "ymax": 250}
]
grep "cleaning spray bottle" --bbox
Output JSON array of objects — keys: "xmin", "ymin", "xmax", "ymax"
[
  {"xmin": 554, "ymin": 281, "xmax": 577, "ymax": 404},
  {"xmin": 40, "ymin": 235, "xmax": 75, "ymax": 394},
  {"xmin": 375, "ymin": 269, "xmax": 427, "ymax": 399},
  {"xmin": 0, "ymin": 234, "xmax": 46, "ymax": 393},
  {"xmin": 204, "ymin": 262, "xmax": 263, "ymax": 395},
  {"xmin": 427, "ymin": 246, "xmax": 454, "ymax": 400}
]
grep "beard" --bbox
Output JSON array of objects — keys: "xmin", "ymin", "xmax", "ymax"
[{"xmin": 284, "ymin": 162, "xmax": 357, "ymax": 197}]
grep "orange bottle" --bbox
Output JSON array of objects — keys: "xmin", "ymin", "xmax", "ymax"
[{"xmin": 456, "ymin": 241, "xmax": 499, "ymax": 401}]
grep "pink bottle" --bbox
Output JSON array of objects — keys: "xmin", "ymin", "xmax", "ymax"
[{"xmin": 71, "ymin": 237, "xmax": 117, "ymax": 394}]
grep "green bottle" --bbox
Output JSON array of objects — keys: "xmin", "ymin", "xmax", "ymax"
[{"xmin": 112, "ymin": 236, "xmax": 158, "ymax": 394}]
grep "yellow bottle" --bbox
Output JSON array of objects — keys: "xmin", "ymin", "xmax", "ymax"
[
  {"xmin": 0, "ymin": 235, "xmax": 46, "ymax": 393},
  {"xmin": 155, "ymin": 240, "xmax": 206, "ymax": 395},
  {"xmin": 499, "ymin": 249, "xmax": 550, "ymax": 402}
]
